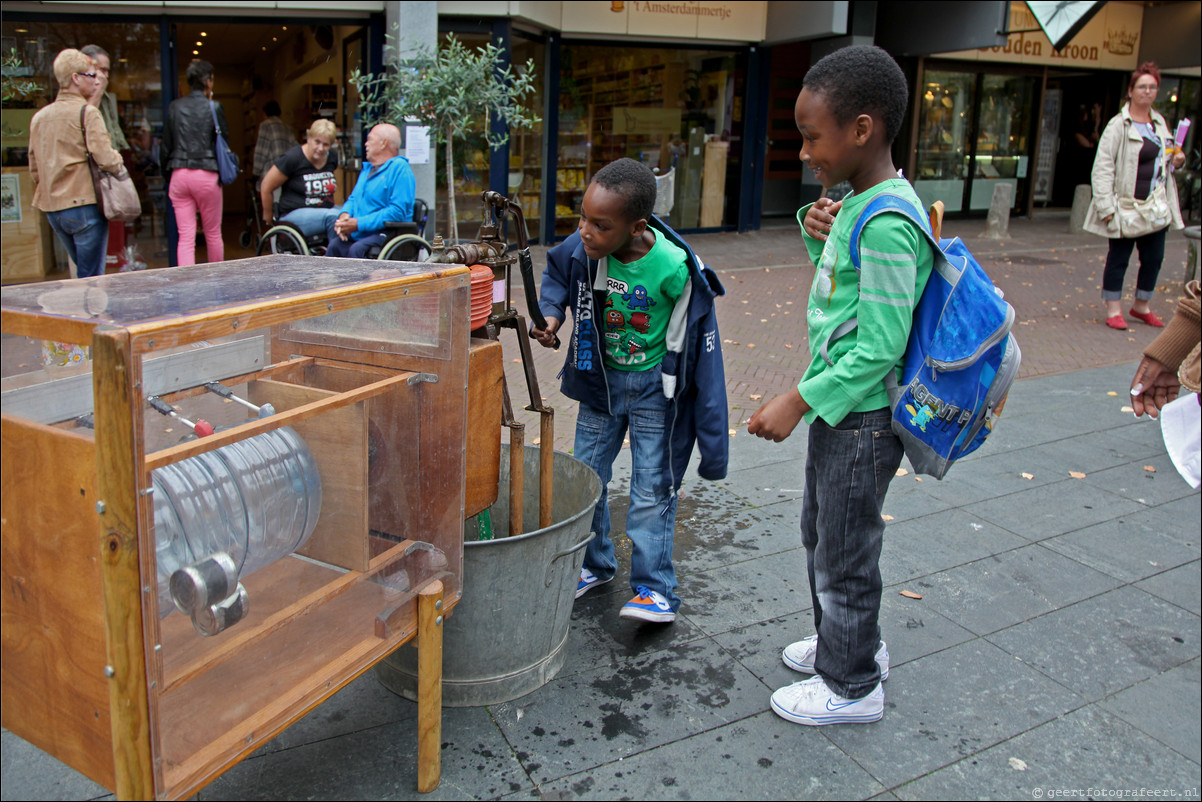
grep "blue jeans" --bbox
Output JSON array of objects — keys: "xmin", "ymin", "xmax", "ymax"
[
  {"xmin": 325, "ymin": 232, "xmax": 387, "ymax": 259},
  {"xmin": 574, "ymin": 364, "xmax": 680, "ymax": 610},
  {"xmin": 281, "ymin": 205, "xmax": 340, "ymax": 242},
  {"xmin": 47, "ymin": 204, "xmax": 108, "ymax": 278},
  {"xmin": 801, "ymin": 409, "xmax": 904, "ymax": 699}
]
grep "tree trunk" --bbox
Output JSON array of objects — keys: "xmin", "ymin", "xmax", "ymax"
[{"xmin": 445, "ymin": 137, "xmax": 458, "ymax": 245}]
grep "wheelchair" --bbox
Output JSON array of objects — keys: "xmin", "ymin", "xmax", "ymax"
[{"xmin": 257, "ymin": 197, "xmax": 431, "ymax": 261}]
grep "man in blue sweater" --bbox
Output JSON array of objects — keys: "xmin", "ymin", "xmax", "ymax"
[{"xmin": 326, "ymin": 123, "xmax": 415, "ymax": 259}]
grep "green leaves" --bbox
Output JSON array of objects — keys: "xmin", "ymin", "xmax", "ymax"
[{"xmin": 351, "ymin": 34, "xmax": 540, "ymax": 149}]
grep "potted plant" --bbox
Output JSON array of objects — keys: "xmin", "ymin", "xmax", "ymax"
[{"xmin": 351, "ymin": 34, "xmax": 540, "ymax": 244}]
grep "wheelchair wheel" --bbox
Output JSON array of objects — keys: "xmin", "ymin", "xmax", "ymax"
[
  {"xmin": 257, "ymin": 223, "xmax": 310, "ymax": 256},
  {"xmin": 377, "ymin": 233, "xmax": 432, "ymax": 262}
]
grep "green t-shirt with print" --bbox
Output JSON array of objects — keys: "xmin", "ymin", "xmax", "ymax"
[{"xmin": 602, "ymin": 229, "xmax": 689, "ymax": 371}]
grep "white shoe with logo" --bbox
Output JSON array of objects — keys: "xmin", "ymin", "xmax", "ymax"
[
  {"xmin": 770, "ymin": 675, "xmax": 884, "ymax": 726},
  {"xmin": 782, "ymin": 635, "xmax": 889, "ymax": 681}
]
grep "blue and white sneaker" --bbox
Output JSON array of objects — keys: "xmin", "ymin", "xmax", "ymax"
[
  {"xmin": 618, "ymin": 586, "xmax": 676, "ymax": 623},
  {"xmin": 575, "ymin": 567, "xmax": 612, "ymax": 599},
  {"xmin": 782, "ymin": 635, "xmax": 889, "ymax": 681},
  {"xmin": 770, "ymin": 675, "xmax": 884, "ymax": 726}
]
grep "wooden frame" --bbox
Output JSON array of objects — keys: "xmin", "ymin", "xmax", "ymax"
[{"xmin": 1, "ymin": 256, "xmax": 470, "ymax": 799}]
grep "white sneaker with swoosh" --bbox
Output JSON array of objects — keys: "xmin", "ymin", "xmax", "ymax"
[{"xmin": 770, "ymin": 675, "xmax": 884, "ymax": 725}]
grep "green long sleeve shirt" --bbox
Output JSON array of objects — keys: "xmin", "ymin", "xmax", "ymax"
[{"xmin": 797, "ymin": 179, "xmax": 933, "ymax": 425}]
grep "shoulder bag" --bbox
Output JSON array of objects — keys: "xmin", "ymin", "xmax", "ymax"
[
  {"xmin": 1114, "ymin": 120, "xmax": 1172, "ymax": 239},
  {"xmin": 81, "ymin": 106, "xmax": 141, "ymax": 222},
  {"xmin": 210, "ymin": 100, "xmax": 239, "ymax": 185}
]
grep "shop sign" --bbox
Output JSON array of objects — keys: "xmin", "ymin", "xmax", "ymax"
[
  {"xmin": 936, "ymin": 1, "xmax": 1142, "ymax": 71},
  {"xmin": 562, "ymin": 1, "xmax": 766, "ymax": 42}
]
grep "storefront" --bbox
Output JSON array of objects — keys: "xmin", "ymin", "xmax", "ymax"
[
  {"xmin": 2, "ymin": 8, "xmax": 382, "ymax": 279},
  {"xmin": 912, "ymin": 0, "xmax": 1168, "ymax": 217}
]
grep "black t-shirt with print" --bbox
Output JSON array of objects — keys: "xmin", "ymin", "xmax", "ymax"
[{"xmin": 273, "ymin": 145, "xmax": 338, "ymax": 217}]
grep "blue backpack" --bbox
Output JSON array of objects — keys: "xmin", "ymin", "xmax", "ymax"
[{"xmin": 827, "ymin": 193, "xmax": 1021, "ymax": 479}]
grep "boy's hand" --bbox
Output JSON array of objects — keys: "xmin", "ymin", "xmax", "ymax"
[
  {"xmin": 803, "ymin": 198, "xmax": 842, "ymax": 241},
  {"xmin": 747, "ymin": 390, "xmax": 811, "ymax": 442},
  {"xmin": 531, "ymin": 316, "xmax": 562, "ymax": 349}
]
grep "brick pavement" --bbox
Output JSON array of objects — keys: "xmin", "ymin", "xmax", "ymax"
[{"xmin": 505, "ymin": 213, "xmax": 1196, "ymax": 450}]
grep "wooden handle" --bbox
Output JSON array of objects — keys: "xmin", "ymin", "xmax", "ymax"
[
  {"xmin": 539, "ymin": 409, "xmax": 554, "ymax": 530},
  {"xmin": 416, "ymin": 579, "xmax": 444, "ymax": 793},
  {"xmin": 928, "ymin": 200, "xmax": 945, "ymax": 241}
]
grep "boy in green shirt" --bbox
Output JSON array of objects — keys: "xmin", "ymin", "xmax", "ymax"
[{"xmin": 748, "ymin": 45, "xmax": 933, "ymax": 725}]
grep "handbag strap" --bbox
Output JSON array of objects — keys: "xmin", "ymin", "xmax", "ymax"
[
  {"xmin": 79, "ymin": 105, "xmax": 91, "ymax": 159},
  {"xmin": 209, "ymin": 100, "xmax": 221, "ymax": 143}
]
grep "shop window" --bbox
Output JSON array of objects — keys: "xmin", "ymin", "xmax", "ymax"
[
  {"xmin": 556, "ymin": 44, "xmax": 742, "ymax": 236},
  {"xmin": 2, "ymin": 20, "xmax": 164, "ymax": 282},
  {"xmin": 914, "ymin": 70, "xmax": 976, "ymax": 214}
]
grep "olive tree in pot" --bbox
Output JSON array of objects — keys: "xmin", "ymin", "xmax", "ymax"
[{"xmin": 351, "ymin": 34, "xmax": 540, "ymax": 244}]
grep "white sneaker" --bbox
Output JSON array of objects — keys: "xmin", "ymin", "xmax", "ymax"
[
  {"xmin": 770, "ymin": 675, "xmax": 884, "ymax": 726},
  {"xmin": 782, "ymin": 635, "xmax": 889, "ymax": 681}
]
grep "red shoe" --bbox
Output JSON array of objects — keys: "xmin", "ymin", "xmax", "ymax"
[
  {"xmin": 1129, "ymin": 308, "xmax": 1165, "ymax": 327},
  {"xmin": 1105, "ymin": 314, "xmax": 1128, "ymax": 330}
]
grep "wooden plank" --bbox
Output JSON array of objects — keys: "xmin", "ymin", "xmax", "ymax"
[
  {"xmin": 1, "ymin": 166, "xmax": 55, "ymax": 283},
  {"xmin": 144, "ymin": 370, "xmax": 417, "ymax": 471},
  {"xmin": 0, "ymin": 417, "xmax": 113, "ymax": 791},
  {"xmin": 700, "ymin": 140, "xmax": 729, "ymax": 228},
  {"xmin": 416, "ymin": 580, "xmax": 444, "ymax": 793},
  {"xmin": 91, "ymin": 329, "xmax": 157, "ymax": 799},
  {"xmin": 465, "ymin": 340, "xmax": 503, "ymax": 519},
  {"xmin": 1, "ymin": 336, "xmax": 268, "ymax": 425},
  {"xmin": 250, "ymin": 378, "xmax": 370, "ymax": 571}
]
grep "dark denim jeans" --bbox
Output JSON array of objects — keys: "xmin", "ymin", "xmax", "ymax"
[
  {"xmin": 1102, "ymin": 227, "xmax": 1167, "ymax": 301},
  {"xmin": 46, "ymin": 204, "xmax": 108, "ymax": 278},
  {"xmin": 325, "ymin": 232, "xmax": 387, "ymax": 259},
  {"xmin": 574, "ymin": 364, "xmax": 680, "ymax": 610},
  {"xmin": 801, "ymin": 409, "xmax": 904, "ymax": 699}
]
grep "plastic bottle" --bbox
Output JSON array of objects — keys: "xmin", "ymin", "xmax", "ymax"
[{"xmin": 152, "ymin": 426, "xmax": 322, "ymax": 619}]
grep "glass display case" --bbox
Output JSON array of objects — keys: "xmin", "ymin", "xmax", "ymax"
[{"xmin": 1, "ymin": 256, "xmax": 470, "ymax": 798}]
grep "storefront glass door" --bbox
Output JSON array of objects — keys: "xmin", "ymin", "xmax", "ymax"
[
  {"xmin": 915, "ymin": 69, "xmax": 1037, "ymax": 215},
  {"xmin": 971, "ymin": 74, "xmax": 1034, "ymax": 212},
  {"xmin": 914, "ymin": 70, "xmax": 976, "ymax": 213}
]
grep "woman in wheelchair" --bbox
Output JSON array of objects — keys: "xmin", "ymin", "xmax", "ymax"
[{"xmin": 258, "ymin": 119, "xmax": 340, "ymax": 255}]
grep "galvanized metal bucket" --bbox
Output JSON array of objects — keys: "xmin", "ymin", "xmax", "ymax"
[{"xmin": 375, "ymin": 444, "xmax": 600, "ymax": 707}]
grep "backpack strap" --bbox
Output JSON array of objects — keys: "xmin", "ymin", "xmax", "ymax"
[{"xmin": 820, "ymin": 192, "xmax": 935, "ymax": 367}]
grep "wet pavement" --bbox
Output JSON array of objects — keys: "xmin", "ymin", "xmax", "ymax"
[{"xmin": 2, "ymin": 212, "xmax": 1199, "ymax": 800}]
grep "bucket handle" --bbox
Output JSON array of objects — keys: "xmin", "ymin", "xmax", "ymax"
[{"xmin": 544, "ymin": 529, "xmax": 595, "ymax": 588}]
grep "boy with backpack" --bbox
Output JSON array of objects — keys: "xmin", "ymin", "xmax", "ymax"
[
  {"xmin": 532, "ymin": 158, "xmax": 727, "ymax": 624},
  {"xmin": 747, "ymin": 45, "xmax": 933, "ymax": 725}
]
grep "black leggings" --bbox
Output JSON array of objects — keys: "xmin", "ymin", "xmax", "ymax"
[{"xmin": 1101, "ymin": 227, "xmax": 1167, "ymax": 302}]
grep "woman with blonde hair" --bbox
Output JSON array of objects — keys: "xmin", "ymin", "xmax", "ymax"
[
  {"xmin": 258, "ymin": 118, "xmax": 341, "ymax": 242},
  {"xmin": 28, "ymin": 48, "xmax": 125, "ymax": 278}
]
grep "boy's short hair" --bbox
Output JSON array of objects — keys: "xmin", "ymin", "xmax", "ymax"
[
  {"xmin": 592, "ymin": 158, "xmax": 657, "ymax": 223},
  {"xmin": 804, "ymin": 45, "xmax": 908, "ymax": 144}
]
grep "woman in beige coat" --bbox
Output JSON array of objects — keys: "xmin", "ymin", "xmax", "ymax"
[
  {"xmin": 1084, "ymin": 62, "xmax": 1185, "ymax": 330},
  {"xmin": 28, "ymin": 48, "xmax": 125, "ymax": 278}
]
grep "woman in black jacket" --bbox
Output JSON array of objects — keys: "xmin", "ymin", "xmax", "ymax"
[{"xmin": 163, "ymin": 60, "xmax": 229, "ymax": 266}]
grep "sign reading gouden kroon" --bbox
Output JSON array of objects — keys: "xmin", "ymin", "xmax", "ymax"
[
  {"xmin": 562, "ymin": 0, "xmax": 767, "ymax": 42},
  {"xmin": 938, "ymin": 0, "xmax": 1143, "ymax": 71}
]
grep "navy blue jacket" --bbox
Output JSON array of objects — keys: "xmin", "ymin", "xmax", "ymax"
[{"xmin": 538, "ymin": 217, "xmax": 728, "ymax": 489}]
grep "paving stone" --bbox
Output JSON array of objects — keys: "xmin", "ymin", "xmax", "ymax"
[
  {"xmin": 916, "ymin": 544, "xmax": 1121, "ymax": 636},
  {"xmin": 1040, "ymin": 509, "xmax": 1201, "ymax": 583},
  {"xmin": 1079, "ymin": 452, "xmax": 1199, "ymax": 506},
  {"xmin": 815, "ymin": 639, "xmax": 1082, "ymax": 790},
  {"xmin": 893, "ymin": 705, "xmax": 1201, "ymax": 800},
  {"xmin": 1100, "ymin": 658, "xmax": 1202, "ymax": 765},
  {"xmin": 535, "ymin": 712, "xmax": 886, "ymax": 800},
  {"xmin": 962, "ymin": 478, "xmax": 1147, "ymax": 542},
  {"xmin": 987, "ymin": 585, "xmax": 1201, "ymax": 703},
  {"xmin": 489, "ymin": 638, "xmax": 769, "ymax": 785},
  {"xmin": 684, "ymin": 550, "xmax": 813, "ymax": 636},
  {"xmin": 1135, "ymin": 561, "xmax": 1202, "ymax": 616},
  {"xmin": 0, "ymin": 730, "xmax": 111, "ymax": 802},
  {"xmin": 880, "ymin": 507, "xmax": 1030, "ymax": 587},
  {"xmin": 199, "ymin": 707, "xmax": 530, "ymax": 801}
]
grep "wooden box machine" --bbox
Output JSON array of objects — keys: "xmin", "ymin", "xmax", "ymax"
[{"xmin": 1, "ymin": 256, "xmax": 479, "ymax": 798}]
